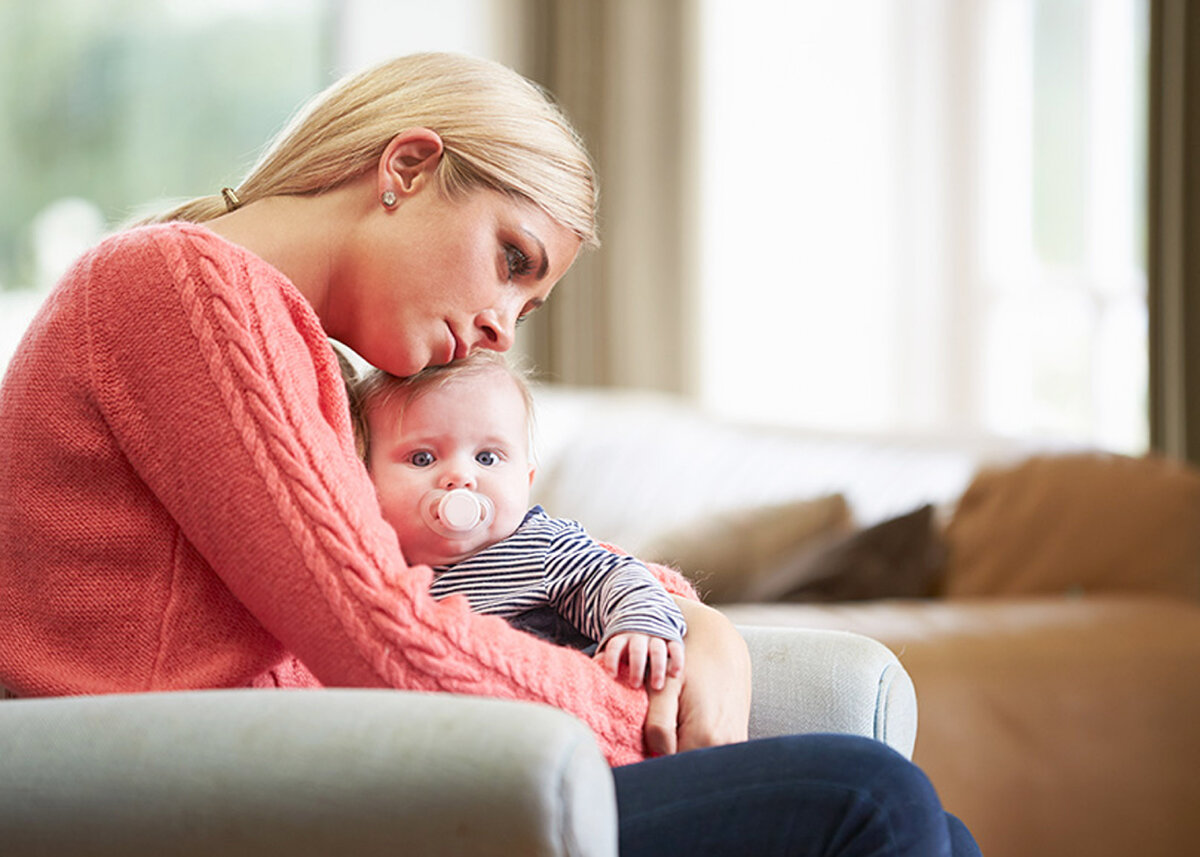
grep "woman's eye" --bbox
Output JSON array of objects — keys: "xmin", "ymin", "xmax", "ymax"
[
  {"xmin": 516, "ymin": 298, "xmax": 546, "ymax": 327},
  {"xmin": 475, "ymin": 451, "xmax": 500, "ymax": 466},
  {"xmin": 408, "ymin": 451, "xmax": 435, "ymax": 467},
  {"xmin": 504, "ymin": 244, "xmax": 534, "ymax": 280}
]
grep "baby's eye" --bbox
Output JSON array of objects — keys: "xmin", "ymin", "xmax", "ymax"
[
  {"xmin": 408, "ymin": 451, "xmax": 435, "ymax": 467},
  {"xmin": 475, "ymin": 451, "xmax": 500, "ymax": 467}
]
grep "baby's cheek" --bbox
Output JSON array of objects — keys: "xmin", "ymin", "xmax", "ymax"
[{"xmin": 490, "ymin": 509, "xmax": 525, "ymax": 542}]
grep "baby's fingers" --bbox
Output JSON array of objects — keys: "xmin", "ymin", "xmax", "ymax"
[
  {"xmin": 667, "ymin": 639, "xmax": 686, "ymax": 677},
  {"xmin": 646, "ymin": 637, "xmax": 670, "ymax": 690},
  {"xmin": 596, "ymin": 636, "xmax": 627, "ymax": 678},
  {"xmin": 624, "ymin": 634, "xmax": 649, "ymax": 688}
]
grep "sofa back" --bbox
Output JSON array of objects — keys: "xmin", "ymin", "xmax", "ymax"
[{"xmin": 530, "ymin": 384, "xmax": 1040, "ymax": 555}]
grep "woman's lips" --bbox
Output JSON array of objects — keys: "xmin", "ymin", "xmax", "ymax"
[
  {"xmin": 436, "ymin": 325, "xmax": 457, "ymax": 365},
  {"xmin": 451, "ymin": 328, "xmax": 469, "ymax": 361}
]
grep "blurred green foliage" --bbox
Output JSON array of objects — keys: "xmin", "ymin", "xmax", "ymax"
[{"xmin": 0, "ymin": 0, "xmax": 333, "ymax": 291}]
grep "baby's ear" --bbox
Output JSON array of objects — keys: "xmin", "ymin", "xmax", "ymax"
[{"xmin": 527, "ymin": 466, "xmax": 537, "ymax": 487}]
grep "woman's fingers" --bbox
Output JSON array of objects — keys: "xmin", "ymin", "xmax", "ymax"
[{"xmin": 643, "ymin": 673, "xmax": 682, "ymax": 756}]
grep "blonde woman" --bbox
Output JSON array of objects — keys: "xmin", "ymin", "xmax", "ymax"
[{"xmin": 0, "ymin": 52, "xmax": 979, "ymax": 856}]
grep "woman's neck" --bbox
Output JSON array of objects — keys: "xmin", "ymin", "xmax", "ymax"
[{"xmin": 203, "ymin": 175, "xmax": 370, "ymax": 322}]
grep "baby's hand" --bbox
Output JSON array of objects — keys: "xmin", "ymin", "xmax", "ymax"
[{"xmin": 596, "ymin": 632, "xmax": 685, "ymax": 691}]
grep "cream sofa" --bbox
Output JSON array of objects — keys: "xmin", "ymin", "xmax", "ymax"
[{"xmin": 530, "ymin": 384, "xmax": 1200, "ymax": 857}]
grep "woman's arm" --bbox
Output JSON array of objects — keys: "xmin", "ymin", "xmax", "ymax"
[
  {"xmin": 83, "ymin": 226, "xmax": 651, "ymax": 764},
  {"xmin": 643, "ymin": 597, "xmax": 752, "ymax": 755}
]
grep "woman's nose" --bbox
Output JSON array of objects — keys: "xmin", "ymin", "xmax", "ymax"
[{"xmin": 473, "ymin": 308, "xmax": 516, "ymax": 353}]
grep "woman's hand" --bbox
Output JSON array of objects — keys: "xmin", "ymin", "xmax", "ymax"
[{"xmin": 642, "ymin": 598, "xmax": 752, "ymax": 756}]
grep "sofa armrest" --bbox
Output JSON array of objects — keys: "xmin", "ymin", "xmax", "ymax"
[
  {"xmin": 0, "ymin": 689, "xmax": 616, "ymax": 857},
  {"xmin": 738, "ymin": 625, "xmax": 917, "ymax": 758}
]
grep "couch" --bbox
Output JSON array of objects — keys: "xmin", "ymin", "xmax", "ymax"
[
  {"xmin": 0, "ymin": 616, "xmax": 915, "ymax": 855},
  {"xmin": 530, "ymin": 384, "xmax": 1200, "ymax": 857}
]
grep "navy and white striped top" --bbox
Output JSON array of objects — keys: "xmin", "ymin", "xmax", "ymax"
[{"xmin": 430, "ymin": 507, "xmax": 687, "ymax": 647}]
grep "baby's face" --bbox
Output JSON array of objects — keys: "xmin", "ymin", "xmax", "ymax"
[{"xmin": 366, "ymin": 368, "xmax": 534, "ymax": 567}]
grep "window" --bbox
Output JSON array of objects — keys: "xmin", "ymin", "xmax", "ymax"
[
  {"xmin": 0, "ymin": 0, "xmax": 331, "ymax": 367},
  {"xmin": 695, "ymin": 0, "xmax": 1148, "ymax": 453},
  {"xmin": 0, "ymin": 0, "xmax": 516, "ymax": 371}
]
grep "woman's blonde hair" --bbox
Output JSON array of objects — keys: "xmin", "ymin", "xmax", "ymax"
[{"xmin": 144, "ymin": 52, "xmax": 598, "ymax": 246}]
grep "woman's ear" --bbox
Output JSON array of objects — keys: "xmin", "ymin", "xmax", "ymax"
[{"xmin": 378, "ymin": 128, "xmax": 445, "ymax": 198}]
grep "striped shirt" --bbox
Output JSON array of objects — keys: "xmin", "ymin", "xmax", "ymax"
[{"xmin": 430, "ymin": 507, "xmax": 687, "ymax": 647}]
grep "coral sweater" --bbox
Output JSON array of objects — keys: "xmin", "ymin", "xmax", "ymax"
[{"xmin": 0, "ymin": 222, "xmax": 694, "ymax": 766}]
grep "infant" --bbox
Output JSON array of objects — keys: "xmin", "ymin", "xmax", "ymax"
[{"xmin": 348, "ymin": 350, "xmax": 686, "ymax": 689}]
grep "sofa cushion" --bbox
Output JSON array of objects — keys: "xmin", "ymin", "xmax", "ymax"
[
  {"xmin": 748, "ymin": 504, "xmax": 946, "ymax": 602},
  {"xmin": 943, "ymin": 452, "xmax": 1200, "ymax": 598},
  {"xmin": 641, "ymin": 494, "xmax": 853, "ymax": 603}
]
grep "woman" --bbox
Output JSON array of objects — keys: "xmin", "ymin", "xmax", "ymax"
[{"xmin": 0, "ymin": 52, "xmax": 979, "ymax": 855}]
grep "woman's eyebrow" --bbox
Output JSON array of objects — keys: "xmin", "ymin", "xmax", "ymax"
[{"xmin": 522, "ymin": 228, "xmax": 550, "ymax": 280}]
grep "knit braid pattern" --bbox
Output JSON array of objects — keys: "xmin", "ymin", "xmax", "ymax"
[{"xmin": 147, "ymin": 225, "xmax": 646, "ymax": 762}]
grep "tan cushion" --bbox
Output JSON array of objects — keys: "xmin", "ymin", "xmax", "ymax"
[
  {"xmin": 943, "ymin": 452, "xmax": 1200, "ymax": 598},
  {"xmin": 641, "ymin": 494, "xmax": 852, "ymax": 603},
  {"xmin": 747, "ymin": 504, "xmax": 946, "ymax": 603}
]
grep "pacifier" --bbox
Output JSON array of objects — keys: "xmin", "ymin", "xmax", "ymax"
[{"xmin": 422, "ymin": 488, "xmax": 495, "ymax": 539}]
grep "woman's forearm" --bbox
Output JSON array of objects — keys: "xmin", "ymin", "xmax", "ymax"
[
  {"xmin": 644, "ymin": 598, "xmax": 752, "ymax": 755},
  {"xmin": 673, "ymin": 597, "xmax": 752, "ymax": 750}
]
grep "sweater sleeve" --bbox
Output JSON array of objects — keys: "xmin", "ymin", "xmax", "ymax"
[{"xmin": 82, "ymin": 226, "xmax": 650, "ymax": 765}]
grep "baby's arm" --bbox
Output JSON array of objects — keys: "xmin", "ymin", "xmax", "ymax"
[
  {"xmin": 596, "ymin": 631, "xmax": 685, "ymax": 690},
  {"xmin": 541, "ymin": 517, "xmax": 688, "ymax": 685}
]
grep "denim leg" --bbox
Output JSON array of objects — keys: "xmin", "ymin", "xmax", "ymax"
[
  {"xmin": 612, "ymin": 734, "xmax": 981, "ymax": 857},
  {"xmin": 945, "ymin": 813, "xmax": 981, "ymax": 857}
]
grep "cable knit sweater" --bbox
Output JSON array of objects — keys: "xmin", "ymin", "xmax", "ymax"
[{"xmin": 0, "ymin": 222, "xmax": 695, "ymax": 766}]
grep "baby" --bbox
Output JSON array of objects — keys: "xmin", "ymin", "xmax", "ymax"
[{"xmin": 349, "ymin": 350, "xmax": 686, "ymax": 689}]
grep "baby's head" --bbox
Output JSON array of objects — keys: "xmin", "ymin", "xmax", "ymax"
[{"xmin": 352, "ymin": 351, "xmax": 536, "ymax": 567}]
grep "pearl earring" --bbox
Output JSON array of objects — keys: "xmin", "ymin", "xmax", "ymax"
[{"xmin": 381, "ymin": 190, "xmax": 398, "ymax": 208}]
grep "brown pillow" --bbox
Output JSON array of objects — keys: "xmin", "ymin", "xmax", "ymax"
[
  {"xmin": 641, "ymin": 494, "xmax": 853, "ymax": 603},
  {"xmin": 746, "ymin": 504, "xmax": 946, "ymax": 603},
  {"xmin": 943, "ymin": 452, "xmax": 1200, "ymax": 599}
]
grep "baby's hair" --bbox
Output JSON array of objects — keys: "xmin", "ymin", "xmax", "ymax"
[
  {"xmin": 350, "ymin": 350, "xmax": 536, "ymax": 464},
  {"xmin": 333, "ymin": 345, "xmax": 369, "ymax": 460}
]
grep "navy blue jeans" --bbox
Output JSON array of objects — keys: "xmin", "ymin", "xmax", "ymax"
[{"xmin": 613, "ymin": 734, "xmax": 981, "ymax": 857}]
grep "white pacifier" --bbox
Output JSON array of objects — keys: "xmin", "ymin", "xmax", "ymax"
[{"xmin": 422, "ymin": 488, "xmax": 495, "ymax": 539}]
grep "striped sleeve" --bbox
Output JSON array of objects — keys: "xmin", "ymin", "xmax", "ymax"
[
  {"xmin": 431, "ymin": 509, "xmax": 687, "ymax": 646},
  {"xmin": 538, "ymin": 515, "xmax": 687, "ymax": 645}
]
